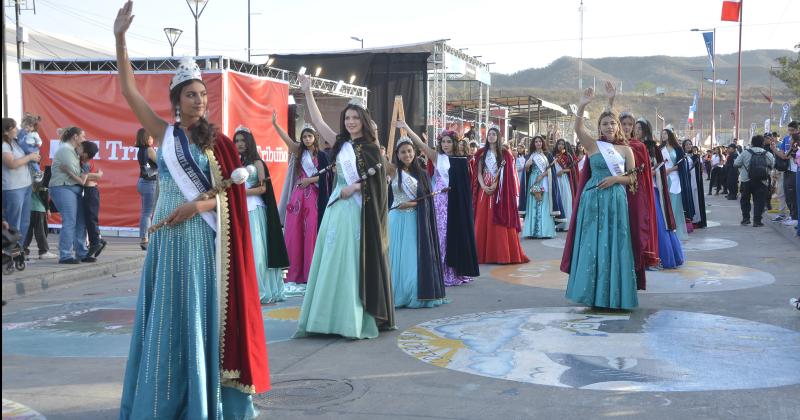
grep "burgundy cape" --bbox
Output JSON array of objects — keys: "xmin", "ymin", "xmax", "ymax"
[
  {"xmin": 471, "ymin": 148, "xmax": 521, "ymax": 231},
  {"xmin": 626, "ymin": 139, "xmax": 659, "ymax": 290},
  {"xmin": 214, "ymin": 134, "xmax": 270, "ymax": 394}
]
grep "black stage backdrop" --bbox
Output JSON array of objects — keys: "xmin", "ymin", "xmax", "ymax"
[{"xmin": 270, "ymin": 53, "xmax": 429, "ymax": 146}]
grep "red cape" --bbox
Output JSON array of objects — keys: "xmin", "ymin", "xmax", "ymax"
[
  {"xmin": 472, "ymin": 148, "xmax": 521, "ymax": 231},
  {"xmin": 626, "ymin": 139, "xmax": 659, "ymax": 290},
  {"xmin": 214, "ymin": 134, "xmax": 270, "ymax": 394}
]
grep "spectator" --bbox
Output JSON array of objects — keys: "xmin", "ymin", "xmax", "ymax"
[
  {"xmin": 49, "ymin": 126, "xmax": 90, "ymax": 264},
  {"xmin": 770, "ymin": 121, "xmax": 798, "ymax": 227},
  {"xmin": 734, "ymin": 135, "xmax": 774, "ymax": 227},
  {"xmin": 2, "ymin": 118, "xmax": 39, "ymax": 253},
  {"xmin": 23, "ymin": 167, "xmax": 57, "ymax": 259},
  {"xmin": 17, "ymin": 113, "xmax": 44, "ymax": 183},
  {"xmin": 79, "ymin": 141, "xmax": 106, "ymax": 260},
  {"xmin": 136, "ymin": 128, "xmax": 158, "ymax": 250}
]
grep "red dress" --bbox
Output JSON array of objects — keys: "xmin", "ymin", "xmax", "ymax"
[
  {"xmin": 626, "ymin": 139, "xmax": 659, "ymax": 290},
  {"xmin": 473, "ymin": 148, "xmax": 529, "ymax": 264}
]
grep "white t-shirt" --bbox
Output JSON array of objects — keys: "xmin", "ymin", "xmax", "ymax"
[{"xmin": 2, "ymin": 141, "xmax": 32, "ymax": 190}]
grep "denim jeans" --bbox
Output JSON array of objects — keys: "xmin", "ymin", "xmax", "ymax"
[
  {"xmin": 137, "ymin": 178, "xmax": 157, "ymax": 240},
  {"xmin": 50, "ymin": 185, "xmax": 88, "ymax": 261},
  {"xmin": 2, "ymin": 185, "xmax": 32, "ymax": 247}
]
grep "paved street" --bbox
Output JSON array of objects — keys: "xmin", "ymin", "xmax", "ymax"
[{"xmin": 2, "ymin": 194, "xmax": 799, "ymax": 420}]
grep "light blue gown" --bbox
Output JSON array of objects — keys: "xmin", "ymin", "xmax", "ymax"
[
  {"xmin": 565, "ymin": 153, "xmax": 638, "ymax": 309},
  {"xmin": 522, "ymin": 157, "xmax": 557, "ymax": 238},
  {"xmin": 245, "ymin": 170, "xmax": 285, "ymax": 304},
  {"xmin": 668, "ymin": 148, "xmax": 689, "ymax": 241},
  {"xmin": 389, "ymin": 174, "xmax": 446, "ymax": 308},
  {"xmin": 295, "ymin": 156, "xmax": 379, "ymax": 339},
  {"xmin": 120, "ymin": 145, "xmax": 257, "ymax": 420}
]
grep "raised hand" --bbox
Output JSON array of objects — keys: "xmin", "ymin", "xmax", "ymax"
[
  {"xmin": 579, "ymin": 87, "xmax": 595, "ymax": 107},
  {"xmin": 114, "ymin": 1, "xmax": 134, "ymax": 38}
]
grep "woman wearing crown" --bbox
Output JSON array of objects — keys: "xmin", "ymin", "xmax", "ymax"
[
  {"xmin": 273, "ymin": 113, "xmax": 331, "ymax": 294},
  {"xmin": 397, "ymin": 122, "xmax": 479, "ymax": 286},
  {"xmin": 472, "ymin": 126, "xmax": 529, "ymax": 264},
  {"xmin": 115, "ymin": 2, "xmax": 269, "ymax": 418},
  {"xmin": 293, "ymin": 74, "xmax": 394, "ymax": 339}
]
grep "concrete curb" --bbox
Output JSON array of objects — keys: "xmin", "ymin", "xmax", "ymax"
[{"xmin": 2, "ymin": 255, "xmax": 145, "ymax": 301}]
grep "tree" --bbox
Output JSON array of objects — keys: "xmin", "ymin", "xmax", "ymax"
[{"xmin": 772, "ymin": 43, "xmax": 800, "ymax": 120}]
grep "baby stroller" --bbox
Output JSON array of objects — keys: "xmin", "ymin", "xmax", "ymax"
[{"xmin": 2, "ymin": 225, "xmax": 26, "ymax": 275}]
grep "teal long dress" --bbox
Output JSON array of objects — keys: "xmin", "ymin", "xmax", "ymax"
[
  {"xmin": 294, "ymin": 157, "xmax": 379, "ymax": 339},
  {"xmin": 120, "ymin": 145, "xmax": 257, "ymax": 420},
  {"xmin": 389, "ymin": 174, "xmax": 446, "ymax": 309},
  {"xmin": 565, "ymin": 153, "xmax": 638, "ymax": 309},
  {"xmin": 522, "ymin": 157, "xmax": 557, "ymax": 239},
  {"xmin": 245, "ymin": 170, "xmax": 285, "ymax": 304},
  {"xmin": 667, "ymin": 148, "xmax": 689, "ymax": 241}
]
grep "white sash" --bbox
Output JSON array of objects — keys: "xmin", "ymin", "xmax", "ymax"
[
  {"xmin": 400, "ymin": 172, "xmax": 418, "ymax": 199},
  {"xmin": 485, "ymin": 149, "xmax": 498, "ymax": 178},
  {"xmin": 338, "ymin": 141, "xmax": 362, "ymax": 206},
  {"xmin": 435, "ymin": 153, "xmax": 450, "ymax": 186},
  {"xmin": 161, "ymin": 125, "xmax": 216, "ymax": 231},
  {"xmin": 596, "ymin": 141, "xmax": 626, "ymax": 176},
  {"xmin": 662, "ymin": 147, "xmax": 682, "ymax": 194},
  {"xmin": 301, "ymin": 150, "xmax": 316, "ymax": 178}
]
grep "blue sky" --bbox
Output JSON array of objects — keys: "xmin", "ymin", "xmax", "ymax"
[{"xmin": 9, "ymin": 0, "xmax": 799, "ymax": 74}]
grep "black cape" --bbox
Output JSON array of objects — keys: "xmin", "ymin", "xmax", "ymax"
[{"xmin": 445, "ymin": 157, "xmax": 480, "ymax": 277}]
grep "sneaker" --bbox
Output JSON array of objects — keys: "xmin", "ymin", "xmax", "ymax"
[
  {"xmin": 791, "ymin": 298, "xmax": 800, "ymax": 311},
  {"xmin": 772, "ymin": 214, "xmax": 786, "ymax": 222},
  {"xmin": 782, "ymin": 219, "xmax": 797, "ymax": 226},
  {"xmin": 38, "ymin": 251, "xmax": 57, "ymax": 259},
  {"xmin": 58, "ymin": 258, "xmax": 80, "ymax": 264}
]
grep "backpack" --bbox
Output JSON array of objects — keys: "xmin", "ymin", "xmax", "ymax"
[{"xmin": 746, "ymin": 149, "xmax": 769, "ymax": 181}]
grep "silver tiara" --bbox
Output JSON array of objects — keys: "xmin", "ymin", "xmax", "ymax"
[{"xmin": 348, "ymin": 97, "xmax": 367, "ymax": 110}]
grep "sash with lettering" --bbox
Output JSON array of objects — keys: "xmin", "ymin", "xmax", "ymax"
[{"xmin": 161, "ymin": 125, "xmax": 216, "ymax": 230}]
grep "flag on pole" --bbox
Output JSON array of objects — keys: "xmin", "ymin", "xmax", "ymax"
[
  {"xmin": 702, "ymin": 32, "xmax": 714, "ymax": 71},
  {"xmin": 721, "ymin": 0, "xmax": 741, "ymax": 22}
]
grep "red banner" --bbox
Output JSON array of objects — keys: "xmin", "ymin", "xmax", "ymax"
[{"xmin": 22, "ymin": 70, "xmax": 288, "ymax": 230}]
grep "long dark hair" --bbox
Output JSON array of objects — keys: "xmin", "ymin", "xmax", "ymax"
[
  {"xmin": 294, "ymin": 127, "xmax": 320, "ymax": 176},
  {"xmin": 170, "ymin": 79, "xmax": 217, "ymax": 151},
  {"xmin": 235, "ymin": 129, "xmax": 261, "ymax": 166},
  {"xmin": 2, "ymin": 118, "xmax": 16, "ymax": 146},
  {"xmin": 331, "ymin": 104, "xmax": 377, "ymax": 163},
  {"xmin": 480, "ymin": 127, "xmax": 504, "ymax": 175}
]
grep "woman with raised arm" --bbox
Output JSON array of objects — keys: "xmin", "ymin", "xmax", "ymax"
[
  {"xmin": 398, "ymin": 121, "xmax": 479, "ymax": 286},
  {"xmin": 385, "ymin": 136, "xmax": 446, "ymax": 308},
  {"xmin": 473, "ymin": 127, "xmax": 529, "ymax": 264},
  {"xmin": 272, "ymin": 112, "xmax": 331, "ymax": 292},
  {"xmin": 561, "ymin": 87, "xmax": 638, "ymax": 310},
  {"xmin": 114, "ymin": 2, "xmax": 269, "ymax": 418},
  {"xmin": 605, "ymin": 82, "xmax": 658, "ymax": 290},
  {"xmin": 234, "ymin": 126, "xmax": 288, "ymax": 304},
  {"xmin": 294, "ymin": 74, "xmax": 394, "ymax": 339},
  {"xmin": 522, "ymin": 135, "xmax": 557, "ymax": 239},
  {"xmin": 639, "ymin": 119, "xmax": 684, "ymax": 269}
]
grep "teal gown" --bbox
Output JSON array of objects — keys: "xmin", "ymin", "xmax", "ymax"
[
  {"xmin": 565, "ymin": 153, "xmax": 638, "ymax": 309},
  {"xmin": 120, "ymin": 145, "xmax": 257, "ymax": 419},
  {"xmin": 245, "ymin": 170, "xmax": 285, "ymax": 304},
  {"xmin": 389, "ymin": 174, "xmax": 446, "ymax": 309},
  {"xmin": 294, "ymin": 158, "xmax": 379, "ymax": 339},
  {"xmin": 668, "ymin": 148, "xmax": 689, "ymax": 241},
  {"xmin": 522, "ymin": 158, "xmax": 557, "ymax": 238}
]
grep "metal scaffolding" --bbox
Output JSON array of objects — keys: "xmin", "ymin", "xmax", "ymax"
[{"xmin": 21, "ymin": 55, "xmax": 369, "ymax": 101}]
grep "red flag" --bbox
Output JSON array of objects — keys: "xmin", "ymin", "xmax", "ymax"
[{"xmin": 721, "ymin": 0, "xmax": 741, "ymax": 22}]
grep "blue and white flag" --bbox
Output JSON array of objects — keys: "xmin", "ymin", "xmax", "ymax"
[{"xmin": 702, "ymin": 32, "xmax": 714, "ymax": 72}]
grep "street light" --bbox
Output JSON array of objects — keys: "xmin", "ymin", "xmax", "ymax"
[
  {"xmin": 350, "ymin": 36, "xmax": 363, "ymax": 49},
  {"xmin": 692, "ymin": 27, "xmax": 716, "ymax": 149},
  {"xmin": 186, "ymin": 0, "xmax": 210, "ymax": 56},
  {"xmin": 163, "ymin": 27, "xmax": 183, "ymax": 57}
]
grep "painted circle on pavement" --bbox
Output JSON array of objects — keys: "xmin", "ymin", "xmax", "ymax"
[
  {"xmin": 397, "ymin": 307, "xmax": 800, "ymax": 391},
  {"xmin": 491, "ymin": 260, "xmax": 774, "ymax": 293}
]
